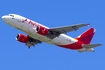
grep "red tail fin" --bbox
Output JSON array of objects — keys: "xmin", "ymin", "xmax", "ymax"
[{"xmin": 76, "ymin": 28, "xmax": 96, "ymax": 44}]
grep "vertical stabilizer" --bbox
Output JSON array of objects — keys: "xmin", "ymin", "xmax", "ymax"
[{"xmin": 76, "ymin": 28, "xmax": 96, "ymax": 44}]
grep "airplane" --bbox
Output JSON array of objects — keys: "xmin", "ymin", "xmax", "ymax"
[{"xmin": 1, "ymin": 14, "xmax": 102, "ymax": 52}]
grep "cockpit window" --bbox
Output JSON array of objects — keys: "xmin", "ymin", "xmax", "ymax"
[
  {"xmin": 8, "ymin": 14, "xmax": 14, "ymax": 19},
  {"xmin": 8, "ymin": 14, "xmax": 12, "ymax": 16}
]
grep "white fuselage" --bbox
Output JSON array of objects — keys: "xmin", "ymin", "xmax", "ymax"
[
  {"xmin": 2, "ymin": 14, "xmax": 98, "ymax": 52},
  {"xmin": 2, "ymin": 14, "xmax": 77, "ymax": 46}
]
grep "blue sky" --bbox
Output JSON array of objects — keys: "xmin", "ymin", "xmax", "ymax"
[{"xmin": 0, "ymin": 0, "xmax": 105, "ymax": 70}]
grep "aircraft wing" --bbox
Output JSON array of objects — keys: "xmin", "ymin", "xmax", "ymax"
[
  {"xmin": 83, "ymin": 44, "xmax": 102, "ymax": 48},
  {"xmin": 49, "ymin": 23, "xmax": 90, "ymax": 34}
]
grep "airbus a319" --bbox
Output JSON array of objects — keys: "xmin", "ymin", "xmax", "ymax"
[{"xmin": 2, "ymin": 14, "xmax": 102, "ymax": 52}]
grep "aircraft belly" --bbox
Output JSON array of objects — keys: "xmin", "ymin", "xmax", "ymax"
[
  {"xmin": 57, "ymin": 42, "xmax": 83, "ymax": 50},
  {"xmin": 27, "ymin": 31, "xmax": 56, "ymax": 44},
  {"xmin": 23, "ymin": 25, "xmax": 77, "ymax": 45},
  {"xmin": 53, "ymin": 34, "xmax": 77, "ymax": 45}
]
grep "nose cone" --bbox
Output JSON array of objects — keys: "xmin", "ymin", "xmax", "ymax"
[{"xmin": 1, "ymin": 16, "xmax": 8, "ymax": 21}]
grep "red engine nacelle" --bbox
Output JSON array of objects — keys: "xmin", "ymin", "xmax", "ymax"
[
  {"xmin": 37, "ymin": 25, "xmax": 49, "ymax": 36},
  {"xmin": 16, "ymin": 34, "xmax": 28, "ymax": 43}
]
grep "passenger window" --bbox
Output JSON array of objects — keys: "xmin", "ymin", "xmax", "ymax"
[{"xmin": 9, "ymin": 14, "xmax": 14, "ymax": 19}]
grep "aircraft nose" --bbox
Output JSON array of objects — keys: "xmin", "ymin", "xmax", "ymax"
[{"xmin": 1, "ymin": 16, "xmax": 8, "ymax": 20}]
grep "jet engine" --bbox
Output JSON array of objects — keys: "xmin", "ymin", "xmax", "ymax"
[
  {"xmin": 36, "ymin": 25, "xmax": 60, "ymax": 39},
  {"xmin": 36, "ymin": 25, "xmax": 49, "ymax": 36},
  {"xmin": 16, "ymin": 34, "xmax": 42, "ymax": 48},
  {"xmin": 16, "ymin": 34, "xmax": 28, "ymax": 43}
]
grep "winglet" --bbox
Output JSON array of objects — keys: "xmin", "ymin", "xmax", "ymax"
[{"xmin": 86, "ymin": 24, "xmax": 90, "ymax": 26}]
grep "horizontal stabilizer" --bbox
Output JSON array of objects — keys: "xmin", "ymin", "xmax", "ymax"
[{"xmin": 83, "ymin": 44, "xmax": 102, "ymax": 48}]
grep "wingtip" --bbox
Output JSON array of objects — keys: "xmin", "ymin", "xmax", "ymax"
[
  {"xmin": 86, "ymin": 23, "xmax": 90, "ymax": 26},
  {"xmin": 99, "ymin": 44, "xmax": 102, "ymax": 46}
]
